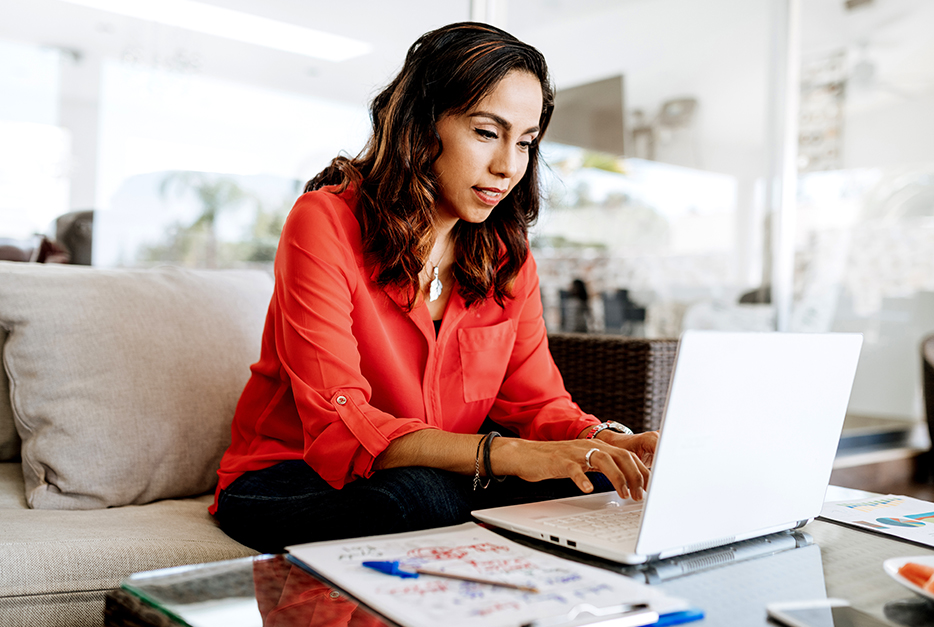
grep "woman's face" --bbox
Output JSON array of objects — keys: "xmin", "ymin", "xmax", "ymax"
[{"xmin": 432, "ymin": 70, "xmax": 543, "ymax": 227}]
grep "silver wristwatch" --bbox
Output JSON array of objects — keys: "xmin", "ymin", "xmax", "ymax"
[{"xmin": 587, "ymin": 420, "xmax": 634, "ymax": 439}]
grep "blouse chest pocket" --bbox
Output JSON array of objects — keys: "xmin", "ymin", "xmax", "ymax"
[{"xmin": 457, "ymin": 320, "xmax": 517, "ymax": 403}]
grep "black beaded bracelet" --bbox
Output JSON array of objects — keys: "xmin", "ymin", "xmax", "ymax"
[
  {"xmin": 473, "ymin": 433, "xmax": 493, "ymax": 491},
  {"xmin": 483, "ymin": 431, "xmax": 506, "ymax": 485},
  {"xmin": 473, "ymin": 432, "xmax": 505, "ymax": 491}
]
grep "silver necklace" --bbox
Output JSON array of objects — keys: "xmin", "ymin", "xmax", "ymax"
[{"xmin": 427, "ymin": 238, "xmax": 453, "ymax": 303}]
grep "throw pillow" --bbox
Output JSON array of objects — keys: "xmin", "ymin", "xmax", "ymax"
[{"xmin": 0, "ymin": 262, "xmax": 273, "ymax": 509}]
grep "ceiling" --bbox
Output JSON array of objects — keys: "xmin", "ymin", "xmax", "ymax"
[
  {"xmin": 0, "ymin": 0, "xmax": 638, "ymax": 107},
  {"xmin": 0, "ymin": 0, "xmax": 463, "ymax": 105},
  {"xmin": 2, "ymin": 0, "xmax": 932, "ymax": 108},
  {"xmin": 1, "ymin": 0, "xmax": 932, "ymax": 169}
]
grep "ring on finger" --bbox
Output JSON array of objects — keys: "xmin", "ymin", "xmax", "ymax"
[{"xmin": 585, "ymin": 447, "xmax": 600, "ymax": 469}]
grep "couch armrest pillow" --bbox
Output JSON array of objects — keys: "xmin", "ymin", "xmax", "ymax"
[{"xmin": 0, "ymin": 262, "xmax": 273, "ymax": 509}]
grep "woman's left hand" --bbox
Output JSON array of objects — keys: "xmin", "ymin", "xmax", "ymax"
[{"xmin": 590, "ymin": 430, "xmax": 658, "ymax": 467}]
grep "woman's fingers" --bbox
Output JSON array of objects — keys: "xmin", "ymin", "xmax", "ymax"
[
  {"xmin": 501, "ymin": 439, "xmax": 652, "ymax": 501},
  {"xmin": 599, "ymin": 431, "xmax": 659, "ymax": 468},
  {"xmin": 585, "ymin": 445, "xmax": 649, "ymax": 501},
  {"xmin": 587, "ymin": 449, "xmax": 629, "ymax": 499},
  {"xmin": 568, "ymin": 464, "xmax": 595, "ymax": 494}
]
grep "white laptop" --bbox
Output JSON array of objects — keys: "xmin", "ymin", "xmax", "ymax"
[{"xmin": 473, "ymin": 330, "xmax": 863, "ymax": 565}]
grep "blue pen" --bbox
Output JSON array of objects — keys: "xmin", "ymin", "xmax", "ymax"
[
  {"xmin": 362, "ymin": 560, "xmax": 540, "ymax": 593},
  {"xmin": 653, "ymin": 608, "xmax": 705, "ymax": 626}
]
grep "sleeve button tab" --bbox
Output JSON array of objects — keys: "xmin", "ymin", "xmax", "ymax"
[{"xmin": 336, "ymin": 395, "xmax": 348, "ymax": 405}]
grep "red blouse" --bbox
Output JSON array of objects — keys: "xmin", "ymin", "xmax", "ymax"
[{"xmin": 211, "ymin": 187, "xmax": 598, "ymax": 512}]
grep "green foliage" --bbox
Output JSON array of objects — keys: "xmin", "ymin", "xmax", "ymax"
[
  {"xmin": 160, "ymin": 171, "xmax": 250, "ymax": 231},
  {"xmin": 138, "ymin": 171, "xmax": 291, "ymax": 268},
  {"xmin": 245, "ymin": 203, "xmax": 287, "ymax": 263},
  {"xmin": 580, "ymin": 151, "xmax": 627, "ymax": 174}
]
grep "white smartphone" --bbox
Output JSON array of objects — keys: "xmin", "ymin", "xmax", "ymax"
[{"xmin": 767, "ymin": 599, "xmax": 894, "ymax": 627}]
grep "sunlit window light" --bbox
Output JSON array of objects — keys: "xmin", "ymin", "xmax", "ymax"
[{"xmin": 58, "ymin": 0, "xmax": 372, "ymax": 62}]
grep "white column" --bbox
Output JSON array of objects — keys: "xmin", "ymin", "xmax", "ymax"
[
  {"xmin": 766, "ymin": 0, "xmax": 801, "ymax": 332},
  {"xmin": 57, "ymin": 48, "xmax": 102, "ymax": 211}
]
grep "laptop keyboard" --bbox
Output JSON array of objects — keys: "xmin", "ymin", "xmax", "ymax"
[{"xmin": 541, "ymin": 508, "xmax": 642, "ymax": 542}]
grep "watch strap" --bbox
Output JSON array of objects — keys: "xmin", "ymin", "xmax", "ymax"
[{"xmin": 585, "ymin": 421, "xmax": 634, "ymax": 439}]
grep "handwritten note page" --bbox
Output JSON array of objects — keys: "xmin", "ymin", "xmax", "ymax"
[{"xmin": 287, "ymin": 523, "xmax": 685, "ymax": 627}]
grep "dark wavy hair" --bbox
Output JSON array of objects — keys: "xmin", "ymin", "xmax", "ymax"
[{"xmin": 305, "ymin": 21, "xmax": 555, "ymax": 309}]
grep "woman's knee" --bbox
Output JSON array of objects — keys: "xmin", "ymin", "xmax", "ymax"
[{"xmin": 361, "ymin": 466, "xmax": 472, "ymax": 529}]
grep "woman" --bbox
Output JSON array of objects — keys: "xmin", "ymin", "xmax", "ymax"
[{"xmin": 212, "ymin": 22, "xmax": 658, "ymax": 554}]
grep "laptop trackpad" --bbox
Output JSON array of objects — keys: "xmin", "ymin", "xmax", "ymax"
[{"xmin": 520, "ymin": 492, "xmax": 636, "ymax": 520}]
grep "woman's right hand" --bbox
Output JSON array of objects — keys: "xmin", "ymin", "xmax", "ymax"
[{"xmin": 490, "ymin": 437, "xmax": 651, "ymax": 501}]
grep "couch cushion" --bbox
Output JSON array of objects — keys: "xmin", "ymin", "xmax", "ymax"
[
  {"xmin": 1, "ymin": 589, "xmax": 108, "ymax": 627},
  {"xmin": 0, "ymin": 493, "xmax": 258, "ymax": 598},
  {"xmin": 0, "ymin": 462, "xmax": 256, "ymax": 626},
  {"xmin": 0, "ymin": 326, "xmax": 20, "ymax": 461},
  {"xmin": 0, "ymin": 262, "xmax": 273, "ymax": 509}
]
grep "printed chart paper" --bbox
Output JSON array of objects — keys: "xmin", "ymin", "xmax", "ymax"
[
  {"xmin": 287, "ymin": 523, "xmax": 686, "ymax": 627},
  {"xmin": 821, "ymin": 494, "xmax": 934, "ymax": 548}
]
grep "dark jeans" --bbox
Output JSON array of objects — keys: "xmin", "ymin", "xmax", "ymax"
[{"xmin": 215, "ymin": 460, "xmax": 612, "ymax": 554}]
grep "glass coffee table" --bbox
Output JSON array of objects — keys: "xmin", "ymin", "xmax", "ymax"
[
  {"xmin": 105, "ymin": 553, "xmax": 390, "ymax": 627},
  {"xmin": 106, "ymin": 517, "xmax": 934, "ymax": 627}
]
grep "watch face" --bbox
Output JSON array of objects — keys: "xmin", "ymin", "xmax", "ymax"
[{"xmin": 607, "ymin": 421, "xmax": 634, "ymax": 435}]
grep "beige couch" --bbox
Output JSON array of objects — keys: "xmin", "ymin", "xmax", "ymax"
[{"xmin": 0, "ymin": 262, "xmax": 271, "ymax": 627}]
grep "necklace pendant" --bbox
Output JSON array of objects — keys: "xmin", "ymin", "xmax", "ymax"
[{"xmin": 428, "ymin": 266, "xmax": 443, "ymax": 302}]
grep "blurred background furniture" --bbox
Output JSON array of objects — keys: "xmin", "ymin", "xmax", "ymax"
[
  {"xmin": 548, "ymin": 333, "xmax": 678, "ymax": 433},
  {"xmin": 0, "ymin": 237, "xmax": 42, "ymax": 262},
  {"xmin": 558, "ymin": 279, "xmax": 593, "ymax": 333},
  {"xmin": 0, "ymin": 210, "xmax": 93, "ymax": 265},
  {"xmin": 53, "ymin": 210, "xmax": 94, "ymax": 266},
  {"xmin": 0, "ymin": 236, "xmax": 66, "ymax": 263},
  {"xmin": 602, "ymin": 289, "xmax": 647, "ymax": 336}
]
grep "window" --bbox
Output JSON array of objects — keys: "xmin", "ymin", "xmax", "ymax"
[
  {"xmin": 0, "ymin": 39, "xmax": 67, "ymax": 240},
  {"xmin": 94, "ymin": 59, "xmax": 369, "ymax": 269},
  {"xmin": 793, "ymin": 0, "xmax": 934, "ymax": 421}
]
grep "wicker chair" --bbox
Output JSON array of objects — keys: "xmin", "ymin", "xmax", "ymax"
[{"xmin": 547, "ymin": 333, "xmax": 679, "ymax": 433}]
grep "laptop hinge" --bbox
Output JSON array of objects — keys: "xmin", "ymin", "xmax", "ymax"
[
  {"xmin": 635, "ymin": 530, "xmax": 808, "ymax": 584},
  {"xmin": 659, "ymin": 535, "xmax": 737, "ymax": 560}
]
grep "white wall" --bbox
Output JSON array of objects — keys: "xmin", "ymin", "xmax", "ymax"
[
  {"xmin": 844, "ymin": 90, "xmax": 934, "ymax": 169},
  {"xmin": 519, "ymin": 0, "xmax": 775, "ymax": 293}
]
